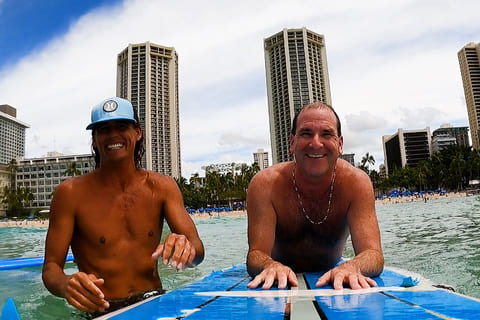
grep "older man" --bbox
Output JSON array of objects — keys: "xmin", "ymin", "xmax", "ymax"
[{"xmin": 246, "ymin": 102, "xmax": 383, "ymax": 290}]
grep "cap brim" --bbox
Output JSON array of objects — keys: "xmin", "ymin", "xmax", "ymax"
[{"xmin": 86, "ymin": 118, "xmax": 136, "ymax": 130}]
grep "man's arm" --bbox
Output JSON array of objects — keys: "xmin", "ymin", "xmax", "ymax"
[
  {"xmin": 316, "ymin": 168, "xmax": 384, "ymax": 289},
  {"xmin": 42, "ymin": 180, "xmax": 109, "ymax": 313},
  {"xmin": 246, "ymin": 170, "xmax": 298, "ymax": 289},
  {"xmin": 152, "ymin": 176, "xmax": 204, "ymax": 270}
]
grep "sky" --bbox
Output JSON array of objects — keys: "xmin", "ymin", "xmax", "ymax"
[{"xmin": 1, "ymin": 0, "xmax": 479, "ymax": 179}]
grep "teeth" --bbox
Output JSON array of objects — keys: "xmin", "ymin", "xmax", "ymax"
[
  {"xmin": 107, "ymin": 143, "xmax": 123, "ymax": 150},
  {"xmin": 308, "ymin": 154, "xmax": 325, "ymax": 158}
]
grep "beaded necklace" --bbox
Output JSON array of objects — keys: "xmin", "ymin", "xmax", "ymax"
[{"xmin": 292, "ymin": 160, "xmax": 336, "ymax": 225}]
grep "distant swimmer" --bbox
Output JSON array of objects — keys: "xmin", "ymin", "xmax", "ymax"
[{"xmin": 42, "ymin": 97, "xmax": 204, "ymax": 317}]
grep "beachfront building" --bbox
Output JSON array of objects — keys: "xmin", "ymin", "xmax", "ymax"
[
  {"xmin": 253, "ymin": 149, "xmax": 269, "ymax": 170},
  {"xmin": 117, "ymin": 42, "xmax": 181, "ymax": 179},
  {"xmin": 458, "ymin": 43, "xmax": 480, "ymax": 150},
  {"xmin": 0, "ymin": 105, "xmax": 29, "ymax": 165},
  {"xmin": 202, "ymin": 163, "xmax": 247, "ymax": 176},
  {"xmin": 14, "ymin": 153, "xmax": 94, "ymax": 209},
  {"xmin": 432, "ymin": 133, "xmax": 457, "ymax": 153},
  {"xmin": 340, "ymin": 153, "xmax": 355, "ymax": 166},
  {"xmin": 431, "ymin": 124, "xmax": 469, "ymax": 153},
  {"xmin": 264, "ymin": 28, "xmax": 332, "ymax": 164},
  {"xmin": 382, "ymin": 128, "xmax": 432, "ymax": 176}
]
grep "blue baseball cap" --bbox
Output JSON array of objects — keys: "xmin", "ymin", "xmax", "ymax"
[{"xmin": 86, "ymin": 97, "xmax": 136, "ymax": 130}]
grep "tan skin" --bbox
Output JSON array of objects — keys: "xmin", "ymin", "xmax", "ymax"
[
  {"xmin": 42, "ymin": 120, "xmax": 204, "ymax": 314},
  {"xmin": 246, "ymin": 105, "xmax": 383, "ymax": 290}
]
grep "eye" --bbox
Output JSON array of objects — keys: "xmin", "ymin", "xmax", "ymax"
[{"xmin": 299, "ymin": 130, "xmax": 312, "ymax": 137}]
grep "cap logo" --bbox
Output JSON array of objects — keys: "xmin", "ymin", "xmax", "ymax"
[{"xmin": 103, "ymin": 100, "xmax": 118, "ymax": 112}]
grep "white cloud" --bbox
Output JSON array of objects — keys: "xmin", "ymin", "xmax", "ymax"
[{"xmin": 1, "ymin": 0, "xmax": 479, "ymax": 177}]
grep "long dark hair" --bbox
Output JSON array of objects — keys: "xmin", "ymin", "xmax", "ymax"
[{"xmin": 91, "ymin": 112, "xmax": 145, "ymax": 169}]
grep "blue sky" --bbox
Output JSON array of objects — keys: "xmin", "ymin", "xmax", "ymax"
[
  {"xmin": 1, "ymin": 0, "xmax": 479, "ymax": 178},
  {"xmin": 0, "ymin": 0, "xmax": 122, "ymax": 69}
]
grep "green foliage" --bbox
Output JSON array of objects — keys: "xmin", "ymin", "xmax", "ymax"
[
  {"xmin": 367, "ymin": 145, "xmax": 480, "ymax": 193},
  {"xmin": 175, "ymin": 163, "xmax": 260, "ymax": 209},
  {"xmin": 1, "ymin": 186, "xmax": 34, "ymax": 217},
  {"xmin": 64, "ymin": 161, "xmax": 81, "ymax": 177}
]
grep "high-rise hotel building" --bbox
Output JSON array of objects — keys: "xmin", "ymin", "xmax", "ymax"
[
  {"xmin": 458, "ymin": 42, "xmax": 480, "ymax": 150},
  {"xmin": 117, "ymin": 42, "xmax": 181, "ymax": 178},
  {"xmin": 0, "ymin": 105, "xmax": 29, "ymax": 164},
  {"xmin": 264, "ymin": 28, "xmax": 332, "ymax": 163}
]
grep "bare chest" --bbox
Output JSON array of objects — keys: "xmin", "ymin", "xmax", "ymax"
[{"xmin": 73, "ymin": 189, "xmax": 163, "ymax": 249}]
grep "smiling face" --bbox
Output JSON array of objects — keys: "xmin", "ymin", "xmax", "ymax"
[
  {"xmin": 92, "ymin": 120, "xmax": 142, "ymax": 166},
  {"xmin": 289, "ymin": 106, "xmax": 343, "ymax": 179}
]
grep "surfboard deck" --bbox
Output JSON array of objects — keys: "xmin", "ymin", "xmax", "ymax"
[
  {"xmin": 0, "ymin": 253, "xmax": 74, "ymax": 271},
  {"xmin": 96, "ymin": 264, "xmax": 480, "ymax": 319},
  {"xmin": 0, "ymin": 298, "xmax": 20, "ymax": 320}
]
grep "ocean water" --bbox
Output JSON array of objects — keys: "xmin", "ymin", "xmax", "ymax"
[{"xmin": 1, "ymin": 195, "xmax": 479, "ymax": 319}]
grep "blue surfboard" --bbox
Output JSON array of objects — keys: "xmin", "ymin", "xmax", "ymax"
[
  {"xmin": 0, "ymin": 253, "xmax": 74, "ymax": 271},
  {"xmin": 0, "ymin": 298, "xmax": 20, "ymax": 320},
  {"xmin": 95, "ymin": 264, "xmax": 480, "ymax": 319}
]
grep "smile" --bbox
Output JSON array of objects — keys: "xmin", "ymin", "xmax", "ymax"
[
  {"xmin": 107, "ymin": 143, "xmax": 124, "ymax": 150},
  {"xmin": 306, "ymin": 154, "xmax": 326, "ymax": 159}
]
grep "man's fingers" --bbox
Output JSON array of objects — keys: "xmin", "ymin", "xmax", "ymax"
[
  {"xmin": 287, "ymin": 271, "xmax": 298, "ymax": 287},
  {"xmin": 152, "ymin": 244, "xmax": 164, "ymax": 260},
  {"xmin": 247, "ymin": 274, "xmax": 264, "ymax": 289},
  {"xmin": 262, "ymin": 272, "xmax": 276, "ymax": 289},
  {"xmin": 315, "ymin": 271, "xmax": 331, "ymax": 287},
  {"xmin": 277, "ymin": 272, "xmax": 288, "ymax": 289},
  {"xmin": 67, "ymin": 273, "xmax": 109, "ymax": 311}
]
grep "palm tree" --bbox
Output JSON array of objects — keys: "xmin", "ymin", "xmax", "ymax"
[
  {"xmin": 360, "ymin": 153, "xmax": 375, "ymax": 174},
  {"xmin": 64, "ymin": 161, "xmax": 81, "ymax": 177},
  {"xmin": 7, "ymin": 158, "xmax": 18, "ymax": 187}
]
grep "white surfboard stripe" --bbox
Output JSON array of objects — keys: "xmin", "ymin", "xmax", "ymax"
[{"xmin": 195, "ymin": 284, "xmax": 436, "ymax": 298}]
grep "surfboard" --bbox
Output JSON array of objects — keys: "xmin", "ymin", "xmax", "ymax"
[
  {"xmin": 96, "ymin": 264, "xmax": 480, "ymax": 319},
  {"xmin": 0, "ymin": 298, "xmax": 20, "ymax": 320},
  {"xmin": 0, "ymin": 253, "xmax": 74, "ymax": 271}
]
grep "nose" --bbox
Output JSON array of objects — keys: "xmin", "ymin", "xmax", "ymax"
[{"xmin": 309, "ymin": 133, "xmax": 324, "ymax": 148}]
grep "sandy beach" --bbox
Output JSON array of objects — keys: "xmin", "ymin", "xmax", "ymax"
[
  {"xmin": 374, "ymin": 191, "xmax": 468, "ymax": 205},
  {"xmin": 0, "ymin": 210, "xmax": 248, "ymax": 228}
]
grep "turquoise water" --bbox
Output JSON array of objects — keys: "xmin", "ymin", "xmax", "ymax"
[{"xmin": 1, "ymin": 196, "xmax": 480, "ymax": 319}]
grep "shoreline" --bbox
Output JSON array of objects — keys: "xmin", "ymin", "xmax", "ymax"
[
  {"xmin": 0, "ymin": 210, "xmax": 248, "ymax": 228},
  {"xmin": 0, "ymin": 192, "xmax": 471, "ymax": 228},
  {"xmin": 374, "ymin": 191, "xmax": 467, "ymax": 205}
]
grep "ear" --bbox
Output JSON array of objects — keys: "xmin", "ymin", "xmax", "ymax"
[
  {"xmin": 337, "ymin": 136, "xmax": 344, "ymax": 155},
  {"xmin": 135, "ymin": 127, "xmax": 142, "ymax": 142},
  {"xmin": 289, "ymin": 133, "xmax": 295, "ymax": 154}
]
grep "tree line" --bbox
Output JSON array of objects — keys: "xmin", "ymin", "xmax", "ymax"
[
  {"xmin": 175, "ymin": 163, "xmax": 260, "ymax": 210},
  {"xmin": 3, "ymin": 144, "xmax": 477, "ymax": 217},
  {"xmin": 359, "ymin": 145, "xmax": 480, "ymax": 195}
]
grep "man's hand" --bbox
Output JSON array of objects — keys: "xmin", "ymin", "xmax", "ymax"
[
  {"xmin": 247, "ymin": 261, "xmax": 298, "ymax": 289},
  {"xmin": 152, "ymin": 233, "xmax": 196, "ymax": 270},
  {"xmin": 316, "ymin": 264, "xmax": 377, "ymax": 290},
  {"xmin": 64, "ymin": 272, "xmax": 109, "ymax": 313}
]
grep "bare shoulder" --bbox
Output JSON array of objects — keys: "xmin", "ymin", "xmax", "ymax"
[
  {"xmin": 248, "ymin": 162, "xmax": 292, "ymax": 201},
  {"xmin": 338, "ymin": 159, "xmax": 371, "ymax": 183},
  {"xmin": 53, "ymin": 173, "xmax": 93, "ymax": 195},
  {"xmin": 250, "ymin": 162, "xmax": 290, "ymax": 187},
  {"xmin": 336, "ymin": 159, "xmax": 374, "ymax": 197},
  {"xmin": 142, "ymin": 170, "xmax": 179, "ymax": 193}
]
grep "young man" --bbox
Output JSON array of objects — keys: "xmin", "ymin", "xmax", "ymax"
[
  {"xmin": 246, "ymin": 102, "xmax": 383, "ymax": 290},
  {"xmin": 42, "ymin": 97, "xmax": 204, "ymax": 315}
]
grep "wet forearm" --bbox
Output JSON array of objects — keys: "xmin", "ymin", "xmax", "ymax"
[
  {"xmin": 246, "ymin": 249, "xmax": 275, "ymax": 277},
  {"xmin": 348, "ymin": 249, "xmax": 384, "ymax": 277},
  {"xmin": 42, "ymin": 263, "xmax": 69, "ymax": 298}
]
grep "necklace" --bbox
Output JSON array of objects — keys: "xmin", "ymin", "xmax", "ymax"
[{"xmin": 292, "ymin": 160, "xmax": 336, "ymax": 225}]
